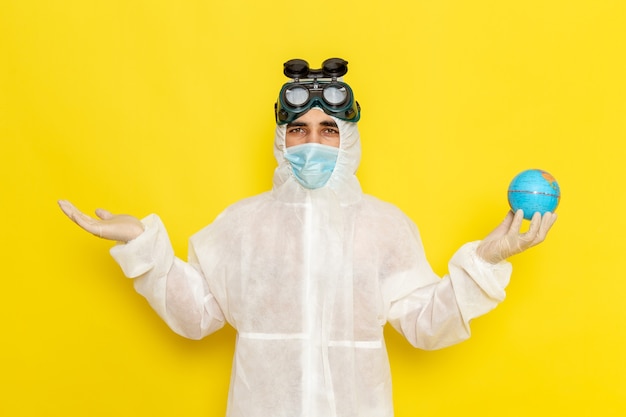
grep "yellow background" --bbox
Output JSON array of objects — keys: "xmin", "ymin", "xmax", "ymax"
[{"xmin": 1, "ymin": 0, "xmax": 625, "ymax": 416}]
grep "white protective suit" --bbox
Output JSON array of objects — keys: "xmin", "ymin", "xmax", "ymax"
[{"xmin": 110, "ymin": 116, "xmax": 512, "ymax": 417}]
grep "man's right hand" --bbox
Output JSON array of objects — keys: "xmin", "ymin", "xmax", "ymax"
[
  {"xmin": 58, "ymin": 200, "xmax": 145, "ymax": 243},
  {"xmin": 476, "ymin": 209, "xmax": 557, "ymax": 264}
]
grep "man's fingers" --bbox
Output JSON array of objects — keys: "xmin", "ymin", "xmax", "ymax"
[
  {"xmin": 500, "ymin": 210, "xmax": 515, "ymax": 230},
  {"xmin": 58, "ymin": 200, "xmax": 100, "ymax": 235},
  {"xmin": 58, "ymin": 199, "xmax": 77, "ymax": 219},
  {"xmin": 508, "ymin": 209, "xmax": 525, "ymax": 235},
  {"xmin": 58, "ymin": 200, "xmax": 86, "ymax": 225},
  {"xmin": 524, "ymin": 212, "xmax": 558, "ymax": 248},
  {"xmin": 535, "ymin": 212, "xmax": 557, "ymax": 243},
  {"xmin": 524, "ymin": 211, "xmax": 542, "ymax": 237},
  {"xmin": 59, "ymin": 200, "xmax": 144, "ymax": 242},
  {"xmin": 485, "ymin": 211, "xmax": 516, "ymax": 241},
  {"xmin": 95, "ymin": 208, "xmax": 114, "ymax": 220}
]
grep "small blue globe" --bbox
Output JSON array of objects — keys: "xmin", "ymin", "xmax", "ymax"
[{"xmin": 507, "ymin": 169, "xmax": 560, "ymax": 220}]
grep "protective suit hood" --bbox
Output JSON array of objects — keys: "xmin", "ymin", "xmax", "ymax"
[{"xmin": 272, "ymin": 110, "xmax": 363, "ymax": 205}]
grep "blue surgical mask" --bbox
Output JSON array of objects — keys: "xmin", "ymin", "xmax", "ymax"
[{"xmin": 284, "ymin": 143, "xmax": 339, "ymax": 189}]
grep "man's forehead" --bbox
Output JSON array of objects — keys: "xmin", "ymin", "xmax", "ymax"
[{"xmin": 290, "ymin": 108, "xmax": 338, "ymax": 125}]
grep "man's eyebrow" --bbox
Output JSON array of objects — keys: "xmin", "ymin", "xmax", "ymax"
[{"xmin": 286, "ymin": 120, "xmax": 338, "ymax": 128}]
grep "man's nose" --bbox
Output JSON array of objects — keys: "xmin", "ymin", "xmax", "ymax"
[{"xmin": 306, "ymin": 131, "xmax": 322, "ymax": 144}]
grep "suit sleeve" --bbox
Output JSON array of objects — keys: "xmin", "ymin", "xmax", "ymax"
[{"xmin": 109, "ymin": 214, "xmax": 226, "ymax": 340}]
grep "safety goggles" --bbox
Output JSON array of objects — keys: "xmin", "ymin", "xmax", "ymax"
[{"xmin": 274, "ymin": 58, "xmax": 361, "ymax": 125}]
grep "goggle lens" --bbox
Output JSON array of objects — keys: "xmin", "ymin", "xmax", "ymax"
[
  {"xmin": 322, "ymin": 85, "xmax": 348, "ymax": 106},
  {"xmin": 285, "ymin": 86, "xmax": 310, "ymax": 106}
]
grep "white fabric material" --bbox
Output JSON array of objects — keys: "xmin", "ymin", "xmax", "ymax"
[{"xmin": 110, "ymin": 118, "xmax": 512, "ymax": 417}]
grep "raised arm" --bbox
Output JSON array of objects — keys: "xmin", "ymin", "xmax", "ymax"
[
  {"xmin": 58, "ymin": 199, "xmax": 225, "ymax": 339},
  {"xmin": 387, "ymin": 209, "xmax": 557, "ymax": 350}
]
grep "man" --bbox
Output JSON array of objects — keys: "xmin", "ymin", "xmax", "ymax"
[{"xmin": 59, "ymin": 58, "xmax": 556, "ymax": 417}]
